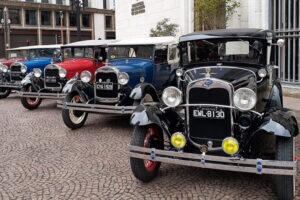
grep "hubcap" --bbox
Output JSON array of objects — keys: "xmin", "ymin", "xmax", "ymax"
[
  {"xmin": 26, "ymin": 86, "xmax": 39, "ymax": 105},
  {"xmin": 69, "ymin": 95, "xmax": 86, "ymax": 124}
]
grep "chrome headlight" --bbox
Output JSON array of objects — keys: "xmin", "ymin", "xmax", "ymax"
[
  {"xmin": 162, "ymin": 87, "xmax": 182, "ymax": 107},
  {"xmin": 59, "ymin": 67, "xmax": 67, "ymax": 78},
  {"xmin": 33, "ymin": 68, "xmax": 42, "ymax": 78},
  {"xmin": 258, "ymin": 68, "xmax": 267, "ymax": 78},
  {"xmin": 0, "ymin": 64, "xmax": 8, "ymax": 73},
  {"xmin": 118, "ymin": 72, "xmax": 129, "ymax": 85},
  {"xmin": 233, "ymin": 88, "xmax": 257, "ymax": 111},
  {"xmin": 80, "ymin": 70, "xmax": 91, "ymax": 83},
  {"xmin": 21, "ymin": 64, "xmax": 27, "ymax": 74}
]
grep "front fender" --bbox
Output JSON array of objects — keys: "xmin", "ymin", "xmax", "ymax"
[
  {"xmin": 62, "ymin": 79, "xmax": 94, "ymax": 102},
  {"xmin": 21, "ymin": 72, "xmax": 34, "ymax": 86},
  {"xmin": 129, "ymin": 83, "xmax": 159, "ymax": 102},
  {"xmin": 131, "ymin": 104, "xmax": 162, "ymax": 127}
]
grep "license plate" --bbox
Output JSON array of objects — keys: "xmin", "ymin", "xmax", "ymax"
[
  {"xmin": 45, "ymin": 77, "xmax": 57, "ymax": 83},
  {"xmin": 96, "ymin": 82, "xmax": 113, "ymax": 91},
  {"xmin": 11, "ymin": 73, "xmax": 19, "ymax": 77},
  {"xmin": 193, "ymin": 107, "xmax": 225, "ymax": 119}
]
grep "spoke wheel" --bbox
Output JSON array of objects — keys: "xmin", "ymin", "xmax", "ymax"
[
  {"xmin": 69, "ymin": 95, "xmax": 87, "ymax": 125},
  {"xmin": 20, "ymin": 85, "xmax": 42, "ymax": 110}
]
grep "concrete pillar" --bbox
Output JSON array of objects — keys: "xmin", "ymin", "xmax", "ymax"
[
  {"xmin": 37, "ymin": 9, "xmax": 42, "ymax": 45},
  {"xmin": 66, "ymin": 12, "xmax": 70, "ymax": 43}
]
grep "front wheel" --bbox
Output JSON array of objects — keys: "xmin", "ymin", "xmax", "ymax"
[
  {"xmin": 20, "ymin": 85, "xmax": 42, "ymax": 110},
  {"xmin": 0, "ymin": 88, "xmax": 11, "ymax": 99},
  {"xmin": 130, "ymin": 126, "xmax": 164, "ymax": 182},
  {"xmin": 275, "ymin": 137, "xmax": 295, "ymax": 200},
  {"xmin": 62, "ymin": 93, "xmax": 88, "ymax": 130}
]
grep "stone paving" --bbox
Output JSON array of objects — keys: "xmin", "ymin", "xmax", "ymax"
[{"xmin": 0, "ymin": 95, "xmax": 299, "ymax": 200}]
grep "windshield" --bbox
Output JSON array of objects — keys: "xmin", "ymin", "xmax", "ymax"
[
  {"xmin": 8, "ymin": 50, "xmax": 25, "ymax": 59},
  {"xmin": 108, "ymin": 45, "xmax": 154, "ymax": 60},
  {"xmin": 181, "ymin": 38, "xmax": 266, "ymax": 67},
  {"xmin": 28, "ymin": 48, "xmax": 60, "ymax": 59},
  {"xmin": 63, "ymin": 47, "xmax": 94, "ymax": 59}
]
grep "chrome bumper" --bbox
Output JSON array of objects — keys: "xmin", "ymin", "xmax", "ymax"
[
  {"xmin": 0, "ymin": 81, "xmax": 22, "ymax": 89},
  {"xmin": 129, "ymin": 145, "xmax": 297, "ymax": 176},
  {"xmin": 57, "ymin": 101, "xmax": 135, "ymax": 115},
  {"xmin": 17, "ymin": 91, "xmax": 66, "ymax": 99}
]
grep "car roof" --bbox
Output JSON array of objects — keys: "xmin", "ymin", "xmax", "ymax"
[
  {"xmin": 180, "ymin": 28, "xmax": 275, "ymax": 42},
  {"xmin": 62, "ymin": 40, "xmax": 119, "ymax": 48},
  {"xmin": 8, "ymin": 44, "xmax": 61, "ymax": 51},
  {"xmin": 110, "ymin": 37, "xmax": 178, "ymax": 46}
]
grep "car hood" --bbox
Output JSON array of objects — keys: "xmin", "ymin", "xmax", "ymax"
[
  {"xmin": 109, "ymin": 58, "xmax": 153, "ymax": 75},
  {"xmin": 184, "ymin": 66, "xmax": 258, "ymax": 90},
  {"xmin": 2, "ymin": 58, "xmax": 26, "ymax": 67},
  {"xmin": 21, "ymin": 57, "xmax": 53, "ymax": 71},
  {"xmin": 57, "ymin": 58, "xmax": 96, "ymax": 79}
]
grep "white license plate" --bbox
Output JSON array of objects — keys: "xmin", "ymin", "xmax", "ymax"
[
  {"xmin": 193, "ymin": 107, "xmax": 225, "ymax": 119},
  {"xmin": 45, "ymin": 77, "xmax": 57, "ymax": 83},
  {"xmin": 97, "ymin": 82, "xmax": 113, "ymax": 91}
]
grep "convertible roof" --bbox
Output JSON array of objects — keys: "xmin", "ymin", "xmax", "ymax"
[
  {"xmin": 180, "ymin": 28, "xmax": 275, "ymax": 42},
  {"xmin": 62, "ymin": 40, "xmax": 119, "ymax": 48},
  {"xmin": 8, "ymin": 44, "xmax": 61, "ymax": 51},
  {"xmin": 110, "ymin": 37, "xmax": 178, "ymax": 46}
]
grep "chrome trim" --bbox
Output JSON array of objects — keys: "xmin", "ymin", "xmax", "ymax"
[
  {"xmin": 9, "ymin": 62, "xmax": 23, "ymax": 81},
  {"xmin": 44, "ymin": 64, "xmax": 62, "ymax": 91},
  {"xmin": 186, "ymin": 78, "xmax": 235, "ymax": 149},
  {"xmin": 17, "ymin": 91, "xmax": 66, "ymax": 99}
]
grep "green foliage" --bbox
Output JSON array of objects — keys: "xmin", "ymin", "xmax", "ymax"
[
  {"xmin": 150, "ymin": 18, "xmax": 179, "ymax": 37},
  {"xmin": 194, "ymin": 0, "xmax": 240, "ymax": 31}
]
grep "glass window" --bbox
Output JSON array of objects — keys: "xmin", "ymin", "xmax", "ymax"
[
  {"xmin": 56, "ymin": 0, "xmax": 63, "ymax": 5},
  {"xmin": 69, "ymin": 13, "xmax": 76, "ymax": 27},
  {"xmin": 0, "ymin": 8, "xmax": 3, "ymax": 20},
  {"xmin": 25, "ymin": 10, "xmax": 37, "ymax": 25},
  {"xmin": 63, "ymin": 47, "xmax": 94, "ymax": 59},
  {"xmin": 108, "ymin": 45, "xmax": 154, "ymax": 60},
  {"xmin": 55, "ymin": 12, "xmax": 65, "ymax": 26},
  {"xmin": 82, "ymin": 14, "xmax": 90, "ymax": 28},
  {"xmin": 41, "ymin": 11, "xmax": 51, "ymax": 26},
  {"xmin": 105, "ymin": 16, "xmax": 112, "ymax": 29},
  {"xmin": 154, "ymin": 48, "xmax": 168, "ymax": 64},
  {"xmin": 9, "ymin": 9, "xmax": 21, "ymax": 25},
  {"xmin": 8, "ymin": 50, "xmax": 23, "ymax": 59},
  {"xmin": 41, "ymin": 0, "xmax": 49, "ymax": 3}
]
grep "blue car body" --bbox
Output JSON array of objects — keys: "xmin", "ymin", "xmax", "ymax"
[{"xmin": 21, "ymin": 57, "xmax": 53, "ymax": 73}]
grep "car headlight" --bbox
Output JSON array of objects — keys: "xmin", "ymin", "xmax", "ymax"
[
  {"xmin": 59, "ymin": 67, "xmax": 67, "ymax": 78},
  {"xmin": 258, "ymin": 68, "xmax": 267, "ymax": 78},
  {"xmin": 0, "ymin": 64, "xmax": 8, "ymax": 73},
  {"xmin": 233, "ymin": 88, "xmax": 257, "ymax": 111},
  {"xmin": 118, "ymin": 72, "xmax": 129, "ymax": 85},
  {"xmin": 33, "ymin": 68, "xmax": 42, "ymax": 78},
  {"xmin": 162, "ymin": 86, "xmax": 182, "ymax": 107},
  {"xmin": 21, "ymin": 65, "xmax": 27, "ymax": 74},
  {"xmin": 80, "ymin": 70, "xmax": 91, "ymax": 83}
]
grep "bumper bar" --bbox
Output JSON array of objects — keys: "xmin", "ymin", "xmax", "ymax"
[
  {"xmin": 0, "ymin": 82, "xmax": 22, "ymax": 89},
  {"xmin": 129, "ymin": 145, "xmax": 297, "ymax": 176},
  {"xmin": 57, "ymin": 101, "xmax": 136, "ymax": 115},
  {"xmin": 17, "ymin": 91, "xmax": 66, "ymax": 99}
]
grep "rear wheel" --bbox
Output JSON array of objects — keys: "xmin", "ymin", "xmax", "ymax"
[
  {"xmin": 20, "ymin": 85, "xmax": 42, "ymax": 110},
  {"xmin": 130, "ymin": 126, "xmax": 164, "ymax": 182},
  {"xmin": 275, "ymin": 137, "xmax": 295, "ymax": 200},
  {"xmin": 62, "ymin": 93, "xmax": 88, "ymax": 130},
  {"xmin": 0, "ymin": 88, "xmax": 11, "ymax": 99}
]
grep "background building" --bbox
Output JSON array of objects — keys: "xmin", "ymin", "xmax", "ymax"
[
  {"xmin": 115, "ymin": 0, "xmax": 194, "ymax": 39},
  {"xmin": 0, "ymin": 0, "xmax": 116, "ymax": 57}
]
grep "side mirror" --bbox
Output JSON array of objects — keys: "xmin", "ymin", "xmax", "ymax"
[{"xmin": 277, "ymin": 39, "xmax": 285, "ymax": 47}]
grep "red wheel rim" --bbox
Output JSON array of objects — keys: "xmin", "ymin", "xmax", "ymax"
[
  {"xmin": 143, "ymin": 127, "xmax": 159, "ymax": 172},
  {"xmin": 26, "ymin": 86, "xmax": 39, "ymax": 106}
]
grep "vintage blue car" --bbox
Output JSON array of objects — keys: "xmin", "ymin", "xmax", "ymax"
[
  {"xmin": 58, "ymin": 37, "xmax": 179, "ymax": 129},
  {"xmin": 0, "ymin": 45, "xmax": 61, "ymax": 99}
]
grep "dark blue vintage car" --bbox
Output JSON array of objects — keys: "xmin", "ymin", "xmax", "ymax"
[
  {"xmin": 58, "ymin": 37, "xmax": 179, "ymax": 129},
  {"xmin": 0, "ymin": 45, "xmax": 61, "ymax": 99}
]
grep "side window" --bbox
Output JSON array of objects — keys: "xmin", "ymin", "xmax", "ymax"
[
  {"xmin": 168, "ymin": 44, "xmax": 179, "ymax": 63},
  {"xmin": 154, "ymin": 48, "xmax": 168, "ymax": 64}
]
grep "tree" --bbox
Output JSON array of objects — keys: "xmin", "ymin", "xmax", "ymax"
[
  {"xmin": 194, "ymin": 0, "xmax": 240, "ymax": 31},
  {"xmin": 150, "ymin": 18, "xmax": 179, "ymax": 37}
]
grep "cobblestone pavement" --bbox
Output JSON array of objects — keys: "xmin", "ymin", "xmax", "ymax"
[{"xmin": 0, "ymin": 95, "xmax": 299, "ymax": 200}]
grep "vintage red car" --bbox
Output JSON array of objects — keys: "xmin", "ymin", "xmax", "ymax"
[
  {"xmin": 19, "ymin": 40, "xmax": 118, "ymax": 110},
  {"xmin": 0, "ymin": 46, "xmax": 29, "ymax": 67}
]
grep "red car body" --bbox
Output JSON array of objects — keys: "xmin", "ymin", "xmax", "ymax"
[{"xmin": 0, "ymin": 58, "xmax": 26, "ymax": 67}]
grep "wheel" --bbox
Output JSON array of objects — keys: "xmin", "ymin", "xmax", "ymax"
[
  {"xmin": 20, "ymin": 85, "xmax": 42, "ymax": 110},
  {"xmin": 275, "ymin": 137, "xmax": 295, "ymax": 200},
  {"xmin": 130, "ymin": 126, "xmax": 164, "ymax": 182},
  {"xmin": 133, "ymin": 93, "xmax": 154, "ymax": 106},
  {"xmin": 62, "ymin": 93, "xmax": 88, "ymax": 130},
  {"xmin": 0, "ymin": 88, "xmax": 11, "ymax": 99}
]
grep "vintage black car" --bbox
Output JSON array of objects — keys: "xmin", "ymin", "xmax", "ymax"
[
  {"xmin": 129, "ymin": 29, "xmax": 298, "ymax": 200},
  {"xmin": 59, "ymin": 37, "xmax": 179, "ymax": 130}
]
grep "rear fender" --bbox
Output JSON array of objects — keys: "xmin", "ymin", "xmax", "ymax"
[{"xmin": 129, "ymin": 83, "xmax": 160, "ymax": 102}]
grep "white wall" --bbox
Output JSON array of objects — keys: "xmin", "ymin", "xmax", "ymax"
[
  {"xmin": 94, "ymin": 14, "xmax": 105, "ymax": 40},
  {"xmin": 115, "ymin": 0, "xmax": 194, "ymax": 39}
]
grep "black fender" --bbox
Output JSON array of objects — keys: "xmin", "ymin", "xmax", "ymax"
[
  {"xmin": 21, "ymin": 72, "xmax": 34, "ymax": 87},
  {"xmin": 129, "ymin": 83, "xmax": 160, "ymax": 102},
  {"xmin": 265, "ymin": 80, "xmax": 283, "ymax": 111},
  {"xmin": 21, "ymin": 72, "xmax": 43, "ymax": 91},
  {"xmin": 62, "ymin": 79, "xmax": 94, "ymax": 102}
]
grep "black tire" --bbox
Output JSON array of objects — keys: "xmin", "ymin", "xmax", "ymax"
[
  {"xmin": 20, "ymin": 85, "xmax": 42, "ymax": 110},
  {"xmin": 130, "ymin": 126, "xmax": 164, "ymax": 182},
  {"xmin": 0, "ymin": 88, "xmax": 11, "ymax": 99},
  {"xmin": 62, "ymin": 93, "xmax": 88, "ymax": 130},
  {"xmin": 275, "ymin": 137, "xmax": 295, "ymax": 200}
]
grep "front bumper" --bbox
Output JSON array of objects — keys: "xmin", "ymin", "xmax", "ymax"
[
  {"xmin": 57, "ymin": 101, "xmax": 136, "ymax": 115},
  {"xmin": 129, "ymin": 145, "xmax": 297, "ymax": 176},
  {"xmin": 17, "ymin": 91, "xmax": 66, "ymax": 99},
  {"xmin": 0, "ymin": 81, "xmax": 22, "ymax": 90}
]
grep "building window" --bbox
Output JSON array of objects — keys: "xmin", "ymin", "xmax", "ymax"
[
  {"xmin": 131, "ymin": 1, "xmax": 145, "ymax": 15},
  {"xmin": 9, "ymin": 9, "xmax": 21, "ymax": 25},
  {"xmin": 69, "ymin": 13, "xmax": 76, "ymax": 27},
  {"xmin": 25, "ymin": 0, "xmax": 35, "ymax": 2},
  {"xmin": 105, "ymin": 16, "xmax": 112, "ymax": 29},
  {"xmin": 55, "ymin": 12, "xmax": 65, "ymax": 26},
  {"xmin": 41, "ymin": 11, "xmax": 51, "ymax": 26},
  {"xmin": 103, "ymin": 0, "xmax": 107, "ymax": 9},
  {"xmin": 25, "ymin": 10, "xmax": 37, "ymax": 25},
  {"xmin": 41, "ymin": 0, "xmax": 49, "ymax": 3},
  {"xmin": 82, "ymin": 14, "xmax": 90, "ymax": 28},
  {"xmin": 56, "ymin": 0, "xmax": 64, "ymax": 5}
]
